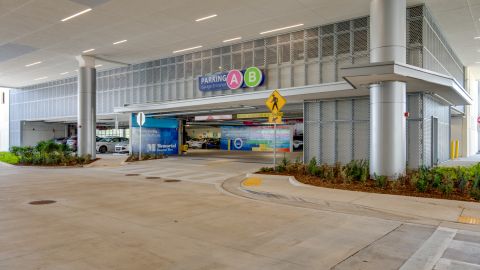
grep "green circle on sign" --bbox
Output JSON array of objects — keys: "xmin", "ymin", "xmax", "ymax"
[{"xmin": 244, "ymin": 67, "xmax": 263, "ymax": 87}]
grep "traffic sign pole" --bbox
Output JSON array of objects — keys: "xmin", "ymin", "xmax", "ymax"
[
  {"xmin": 273, "ymin": 122, "xmax": 277, "ymax": 169},
  {"xmin": 139, "ymin": 124, "xmax": 142, "ymax": 161}
]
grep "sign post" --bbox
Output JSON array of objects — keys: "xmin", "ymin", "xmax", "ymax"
[
  {"xmin": 136, "ymin": 112, "xmax": 146, "ymax": 160},
  {"xmin": 265, "ymin": 90, "xmax": 286, "ymax": 169}
]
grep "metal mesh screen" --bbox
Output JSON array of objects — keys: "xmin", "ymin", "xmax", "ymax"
[{"xmin": 304, "ymin": 93, "xmax": 441, "ymax": 168}]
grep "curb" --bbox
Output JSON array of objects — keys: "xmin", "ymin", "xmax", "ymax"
[
  {"xmin": 0, "ymin": 161, "xmax": 15, "ymax": 167},
  {"xmin": 288, "ymin": 176, "xmax": 308, "ymax": 187}
]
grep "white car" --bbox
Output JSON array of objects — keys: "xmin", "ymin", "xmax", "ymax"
[
  {"xmin": 114, "ymin": 141, "xmax": 129, "ymax": 153},
  {"xmin": 187, "ymin": 138, "xmax": 206, "ymax": 149},
  {"xmin": 96, "ymin": 137, "xmax": 128, "ymax": 153}
]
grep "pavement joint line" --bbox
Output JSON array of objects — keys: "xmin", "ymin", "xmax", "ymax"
[
  {"xmin": 330, "ymin": 223, "xmax": 403, "ymax": 270},
  {"xmin": 399, "ymin": 227, "xmax": 457, "ymax": 270}
]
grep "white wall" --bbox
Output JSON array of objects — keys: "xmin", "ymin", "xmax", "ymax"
[
  {"xmin": 460, "ymin": 68, "xmax": 479, "ymax": 157},
  {"xmin": 21, "ymin": 121, "xmax": 67, "ymax": 146},
  {"xmin": 0, "ymin": 88, "xmax": 9, "ymax": 151}
]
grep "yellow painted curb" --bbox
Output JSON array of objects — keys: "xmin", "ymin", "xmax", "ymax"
[
  {"xmin": 458, "ymin": 215, "xmax": 480, "ymax": 225},
  {"xmin": 243, "ymin": 177, "xmax": 262, "ymax": 187}
]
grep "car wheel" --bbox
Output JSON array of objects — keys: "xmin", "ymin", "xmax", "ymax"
[{"xmin": 99, "ymin": 145, "xmax": 107, "ymax": 153}]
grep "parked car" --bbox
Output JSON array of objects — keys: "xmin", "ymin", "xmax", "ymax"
[
  {"xmin": 54, "ymin": 137, "xmax": 68, "ymax": 145},
  {"xmin": 293, "ymin": 135, "xmax": 303, "ymax": 151},
  {"xmin": 186, "ymin": 138, "xmax": 206, "ymax": 149},
  {"xmin": 66, "ymin": 136, "xmax": 77, "ymax": 151},
  {"xmin": 114, "ymin": 140, "xmax": 129, "ymax": 153},
  {"xmin": 205, "ymin": 138, "xmax": 220, "ymax": 149},
  {"xmin": 96, "ymin": 137, "xmax": 128, "ymax": 153}
]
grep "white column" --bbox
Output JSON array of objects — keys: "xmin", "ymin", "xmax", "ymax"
[
  {"xmin": 76, "ymin": 55, "xmax": 96, "ymax": 159},
  {"xmin": 369, "ymin": 0, "xmax": 407, "ymax": 178}
]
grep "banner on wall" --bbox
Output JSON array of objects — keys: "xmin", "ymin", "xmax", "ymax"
[
  {"xmin": 198, "ymin": 67, "xmax": 264, "ymax": 91},
  {"xmin": 131, "ymin": 114, "xmax": 179, "ymax": 155},
  {"xmin": 220, "ymin": 125, "xmax": 292, "ymax": 152}
]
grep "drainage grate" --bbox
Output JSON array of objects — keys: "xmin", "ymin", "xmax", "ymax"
[
  {"xmin": 125, "ymin": 174, "xmax": 140, "ymax": 176},
  {"xmin": 29, "ymin": 200, "xmax": 56, "ymax": 205},
  {"xmin": 145, "ymin": 176, "xmax": 162, "ymax": 180},
  {"xmin": 164, "ymin": 179, "xmax": 181, "ymax": 183}
]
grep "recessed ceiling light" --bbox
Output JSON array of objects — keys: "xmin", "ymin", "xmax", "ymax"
[
  {"xmin": 260, "ymin": 23, "xmax": 304, "ymax": 35},
  {"xmin": 82, "ymin": 48, "xmax": 95, "ymax": 53},
  {"xmin": 223, "ymin": 37, "xmax": 242, "ymax": 43},
  {"xmin": 475, "ymin": 37, "xmax": 480, "ymax": 40},
  {"xmin": 61, "ymin": 8, "xmax": 92, "ymax": 22},
  {"xmin": 95, "ymin": 64, "xmax": 102, "ymax": 68},
  {"xmin": 113, "ymin": 39, "xmax": 127, "ymax": 45},
  {"xmin": 25, "ymin": 61, "xmax": 42, "ymax": 67},
  {"xmin": 173, "ymin": 45, "xmax": 203, "ymax": 54},
  {"xmin": 74, "ymin": 69, "xmax": 78, "ymax": 72},
  {"xmin": 34, "ymin": 76, "xmax": 48, "ymax": 81},
  {"xmin": 195, "ymin": 14, "xmax": 217, "ymax": 22},
  {"xmin": 60, "ymin": 72, "xmax": 69, "ymax": 75}
]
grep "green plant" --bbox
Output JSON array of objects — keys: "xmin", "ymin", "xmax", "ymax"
[
  {"xmin": 276, "ymin": 156, "xmax": 290, "ymax": 172},
  {"xmin": 344, "ymin": 160, "xmax": 369, "ymax": 183},
  {"xmin": 307, "ymin": 157, "xmax": 318, "ymax": 176},
  {"xmin": 374, "ymin": 173, "xmax": 388, "ymax": 188},
  {"xmin": 439, "ymin": 179, "xmax": 454, "ymax": 196},
  {"xmin": 0, "ymin": 152, "xmax": 20, "ymax": 164}
]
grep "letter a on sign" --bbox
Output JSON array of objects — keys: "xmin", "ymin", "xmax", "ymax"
[{"xmin": 265, "ymin": 90, "xmax": 286, "ymax": 113}]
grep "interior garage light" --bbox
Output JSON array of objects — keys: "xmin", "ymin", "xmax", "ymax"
[
  {"xmin": 34, "ymin": 76, "xmax": 48, "ymax": 81},
  {"xmin": 60, "ymin": 72, "xmax": 69, "ymax": 75},
  {"xmin": 113, "ymin": 39, "xmax": 127, "ymax": 45},
  {"xmin": 61, "ymin": 8, "xmax": 92, "ymax": 22},
  {"xmin": 223, "ymin": 37, "xmax": 242, "ymax": 43},
  {"xmin": 82, "ymin": 48, "xmax": 95, "ymax": 53},
  {"xmin": 260, "ymin": 23, "xmax": 304, "ymax": 35},
  {"xmin": 25, "ymin": 61, "xmax": 42, "ymax": 67},
  {"xmin": 475, "ymin": 37, "xmax": 480, "ymax": 40},
  {"xmin": 195, "ymin": 14, "xmax": 217, "ymax": 22},
  {"xmin": 95, "ymin": 64, "xmax": 102, "ymax": 68},
  {"xmin": 173, "ymin": 45, "xmax": 203, "ymax": 54}
]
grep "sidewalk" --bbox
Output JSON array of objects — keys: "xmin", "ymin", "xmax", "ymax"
[{"xmin": 232, "ymin": 174, "xmax": 480, "ymax": 229}]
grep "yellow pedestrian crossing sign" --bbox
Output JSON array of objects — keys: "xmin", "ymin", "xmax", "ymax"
[
  {"xmin": 268, "ymin": 113, "xmax": 282, "ymax": 124},
  {"xmin": 266, "ymin": 90, "xmax": 286, "ymax": 113}
]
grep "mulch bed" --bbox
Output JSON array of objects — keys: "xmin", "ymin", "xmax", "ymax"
[{"xmin": 258, "ymin": 171, "xmax": 479, "ymax": 203}]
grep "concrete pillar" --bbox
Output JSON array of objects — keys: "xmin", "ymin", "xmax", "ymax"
[
  {"xmin": 76, "ymin": 56, "xmax": 96, "ymax": 159},
  {"xmin": 369, "ymin": 0, "xmax": 407, "ymax": 178}
]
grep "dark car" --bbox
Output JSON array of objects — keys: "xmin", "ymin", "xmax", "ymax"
[{"xmin": 205, "ymin": 138, "xmax": 220, "ymax": 149}]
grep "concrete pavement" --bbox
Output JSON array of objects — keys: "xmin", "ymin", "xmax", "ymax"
[{"xmin": 0, "ymin": 155, "xmax": 479, "ymax": 269}]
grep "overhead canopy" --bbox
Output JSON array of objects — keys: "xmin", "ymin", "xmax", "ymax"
[{"xmin": 341, "ymin": 61, "xmax": 472, "ymax": 106}]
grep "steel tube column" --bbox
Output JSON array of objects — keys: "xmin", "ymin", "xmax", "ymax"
[
  {"xmin": 76, "ymin": 56, "xmax": 96, "ymax": 159},
  {"xmin": 369, "ymin": 0, "xmax": 407, "ymax": 178}
]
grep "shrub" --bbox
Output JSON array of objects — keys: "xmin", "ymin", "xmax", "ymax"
[
  {"xmin": 307, "ymin": 157, "xmax": 318, "ymax": 176},
  {"xmin": 439, "ymin": 179, "xmax": 454, "ymax": 196},
  {"xmin": 259, "ymin": 167, "xmax": 274, "ymax": 173},
  {"xmin": 344, "ymin": 160, "xmax": 369, "ymax": 183},
  {"xmin": 0, "ymin": 152, "xmax": 19, "ymax": 164},
  {"xmin": 374, "ymin": 174, "xmax": 388, "ymax": 188},
  {"xmin": 276, "ymin": 156, "xmax": 290, "ymax": 172}
]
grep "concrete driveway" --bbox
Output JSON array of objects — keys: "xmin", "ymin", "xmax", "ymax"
[{"xmin": 0, "ymin": 156, "xmax": 478, "ymax": 269}]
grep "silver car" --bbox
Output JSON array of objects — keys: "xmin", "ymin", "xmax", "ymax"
[{"xmin": 96, "ymin": 137, "xmax": 128, "ymax": 153}]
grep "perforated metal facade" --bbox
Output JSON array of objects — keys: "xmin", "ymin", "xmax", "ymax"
[
  {"xmin": 9, "ymin": 5, "xmax": 463, "ymax": 147},
  {"xmin": 304, "ymin": 93, "xmax": 450, "ymax": 168}
]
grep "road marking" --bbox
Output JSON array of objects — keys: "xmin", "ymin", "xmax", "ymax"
[
  {"xmin": 400, "ymin": 227, "xmax": 457, "ymax": 270},
  {"xmin": 434, "ymin": 258, "xmax": 480, "ymax": 270},
  {"xmin": 458, "ymin": 215, "xmax": 480, "ymax": 225},
  {"xmin": 242, "ymin": 177, "xmax": 262, "ymax": 186}
]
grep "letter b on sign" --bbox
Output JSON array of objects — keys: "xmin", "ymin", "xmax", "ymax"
[{"xmin": 244, "ymin": 67, "xmax": 263, "ymax": 87}]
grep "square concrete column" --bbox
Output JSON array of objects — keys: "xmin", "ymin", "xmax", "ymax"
[{"xmin": 76, "ymin": 55, "xmax": 96, "ymax": 159}]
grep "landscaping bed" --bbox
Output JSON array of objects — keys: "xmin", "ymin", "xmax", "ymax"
[
  {"xmin": 4, "ymin": 140, "xmax": 94, "ymax": 166},
  {"xmin": 126, "ymin": 153, "xmax": 167, "ymax": 162},
  {"xmin": 258, "ymin": 158, "xmax": 480, "ymax": 202}
]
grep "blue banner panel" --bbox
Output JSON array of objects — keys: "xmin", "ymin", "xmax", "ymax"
[
  {"xmin": 198, "ymin": 72, "xmax": 229, "ymax": 91},
  {"xmin": 220, "ymin": 126, "xmax": 291, "ymax": 152},
  {"xmin": 131, "ymin": 114, "xmax": 179, "ymax": 155}
]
